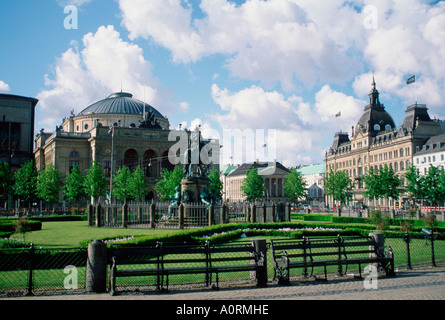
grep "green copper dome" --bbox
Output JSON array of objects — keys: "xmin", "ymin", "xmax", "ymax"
[{"xmin": 78, "ymin": 92, "xmax": 165, "ymax": 119}]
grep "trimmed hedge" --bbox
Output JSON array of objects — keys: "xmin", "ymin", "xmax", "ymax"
[{"xmin": 0, "ymin": 219, "xmax": 42, "ymax": 233}]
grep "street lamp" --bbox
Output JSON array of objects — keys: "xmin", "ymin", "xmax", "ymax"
[{"xmin": 108, "ymin": 125, "xmax": 115, "ymax": 203}]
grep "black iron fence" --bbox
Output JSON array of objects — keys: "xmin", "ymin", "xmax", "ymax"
[
  {"xmin": 90, "ymin": 201, "xmax": 291, "ymax": 229},
  {"xmin": 1, "ymin": 232, "xmax": 444, "ymax": 297},
  {"xmin": 0, "ymin": 244, "xmax": 87, "ymax": 297}
]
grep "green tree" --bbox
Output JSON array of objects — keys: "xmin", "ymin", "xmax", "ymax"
[
  {"xmin": 84, "ymin": 161, "xmax": 108, "ymax": 203},
  {"xmin": 324, "ymin": 168, "xmax": 352, "ymax": 206},
  {"xmin": 13, "ymin": 160, "xmax": 38, "ymax": 207},
  {"xmin": 284, "ymin": 168, "xmax": 307, "ymax": 203},
  {"xmin": 241, "ymin": 167, "xmax": 265, "ymax": 201},
  {"xmin": 208, "ymin": 169, "xmax": 223, "ymax": 200},
  {"xmin": 362, "ymin": 166, "xmax": 382, "ymax": 201},
  {"xmin": 363, "ymin": 166, "xmax": 401, "ymax": 206},
  {"xmin": 113, "ymin": 166, "xmax": 134, "ymax": 202},
  {"xmin": 423, "ymin": 165, "xmax": 445, "ymax": 205},
  {"xmin": 155, "ymin": 166, "xmax": 184, "ymax": 201},
  {"xmin": 130, "ymin": 166, "xmax": 148, "ymax": 201},
  {"xmin": 0, "ymin": 162, "xmax": 13, "ymax": 200},
  {"xmin": 405, "ymin": 165, "xmax": 425, "ymax": 200},
  {"xmin": 37, "ymin": 163, "xmax": 61, "ymax": 203},
  {"xmin": 63, "ymin": 165, "xmax": 87, "ymax": 206},
  {"xmin": 379, "ymin": 166, "xmax": 401, "ymax": 200}
]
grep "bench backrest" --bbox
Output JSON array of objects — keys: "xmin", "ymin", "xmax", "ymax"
[
  {"xmin": 271, "ymin": 236, "xmax": 378, "ymax": 262},
  {"xmin": 110, "ymin": 241, "xmax": 261, "ymax": 268}
]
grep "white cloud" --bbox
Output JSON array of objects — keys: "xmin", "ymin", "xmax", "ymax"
[
  {"xmin": 0, "ymin": 81, "xmax": 11, "ymax": 93},
  {"xmin": 119, "ymin": 0, "xmax": 204, "ymax": 63},
  {"xmin": 118, "ymin": 0, "xmax": 445, "ymax": 117},
  {"xmin": 118, "ymin": 0, "xmax": 362, "ymax": 90},
  {"xmin": 179, "ymin": 101, "xmax": 190, "ymax": 113},
  {"xmin": 36, "ymin": 25, "xmax": 174, "ymax": 132},
  {"xmin": 210, "ymin": 84, "xmax": 363, "ymax": 166},
  {"xmin": 353, "ymin": 1, "xmax": 445, "ymax": 116}
]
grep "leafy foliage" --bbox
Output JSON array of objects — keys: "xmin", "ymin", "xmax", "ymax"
[
  {"xmin": 363, "ymin": 166, "xmax": 401, "ymax": 201},
  {"xmin": 284, "ymin": 168, "xmax": 307, "ymax": 203},
  {"xmin": 37, "ymin": 163, "xmax": 61, "ymax": 203},
  {"xmin": 84, "ymin": 161, "xmax": 108, "ymax": 202},
  {"xmin": 241, "ymin": 167, "xmax": 264, "ymax": 201},
  {"xmin": 324, "ymin": 168, "xmax": 352, "ymax": 205},
  {"xmin": 130, "ymin": 166, "xmax": 148, "ymax": 201},
  {"xmin": 63, "ymin": 165, "xmax": 87, "ymax": 203},
  {"xmin": 155, "ymin": 166, "xmax": 184, "ymax": 201},
  {"xmin": 113, "ymin": 166, "xmax": 134, "ymax": 202},
  {"xmin": 0, "ymin": 162, "xmax": 13, "ymax": 199},
  {"xmin": 13, "ymin": 160, "xmax": 38, "ymax": 206},
  {"xmin": 208, "ymin": 169, "xmax": 223, "ymax": 200}
]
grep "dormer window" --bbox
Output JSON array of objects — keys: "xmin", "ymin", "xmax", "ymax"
[{"xmin": 374, "ymin": 124, "xmax": 380, "ymax": 131}]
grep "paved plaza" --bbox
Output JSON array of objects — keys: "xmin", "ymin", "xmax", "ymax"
[{"xmin": 6, "ymin": 265, "xmax": 445, "ymax": 301}]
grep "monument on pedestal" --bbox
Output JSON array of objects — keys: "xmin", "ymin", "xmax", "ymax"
[{"xmin": 181, "ymin": 127, "xmax": 212, "ymax": 204}]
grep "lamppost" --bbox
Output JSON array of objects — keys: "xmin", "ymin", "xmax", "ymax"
[{"xmin": 108, "ymin": 125, "xmax": 115, "ymax": 203}]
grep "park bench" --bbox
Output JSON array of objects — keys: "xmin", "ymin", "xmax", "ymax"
[
  {"xmin": 270, "ymin": 235, "xmax": 395, "ymax": 285},
  {"xmin": 109, "ymin": 240, "xmax": 265, "ymax": 295}
]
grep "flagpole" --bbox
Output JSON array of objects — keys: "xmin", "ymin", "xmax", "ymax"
[{"xmin": 414, "ymin": 81, "xmax": 417, "ymax": 106}]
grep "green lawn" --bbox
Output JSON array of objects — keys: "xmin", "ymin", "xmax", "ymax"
[{"xmin": 9, "ymin": 221, "xmax": 183, "ymax": 248}]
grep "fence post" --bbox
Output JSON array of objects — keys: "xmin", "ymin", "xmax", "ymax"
[
  {"xmin": 178, "ymin": 203, "xmax": 184, "ymax": 229},
  {"xmin": 252, "ymin": 239, "xmax": 268, "ymax": 287},
  {"xmin": 149, "ymin": 202, "xmax": 155, "ymax": 228},
  {"xmin": 250, "ymin": 204, "xmax": 256, "ymax": 223},
  {"xmin": 137, "ymin": 206, "xmax": 143, "ymax": 224},
  {"xmin": 403, "ymin": 232, "xmax": 412, "ymax": 269},
  {"xmin": 262, "ymin": 203, "xmax": 267, "ymax": 223},
  {"xmin": 208, "ymin": 204, "xmax": 214, "ymax": 226},
  {"xmin": 271, "ymin": 202, "xmax": 276, "ymax": 223},
  {"xmin": 26, "ymin": 243, "xmax": 35, "ymax": 296},
  {"xmin": 95, "ymin": 204, "xmax": 102, "ymax": 228},
  {"xmin": 430, "ymin": 232, "xmax": 436, "ymax": 267},
  {"xmin": 285, "ymin": 202, "xmax": 291, "ymax": 222},
  {"xmin": 86, "ymin": 240, "xmax": 107, "ymax": 293},
  {"xmin": 87, "ymin": 204, "xmax": 94, "ymax": 226},
  {"xmin": 221, "ymin": 203, "xmax": 227, "ymax": 224},
  {"xmin": 122, "ymin": 203, "xmax": 128, "ymax": 228}
]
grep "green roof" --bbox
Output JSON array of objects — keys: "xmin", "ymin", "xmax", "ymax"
[
  {"xmin": 297, "ymin": 164, "xmax": 325, "ymax": 175},
  {"xmin": 220, "ymin": 165, "xmax": 238, "ymax": 176}
]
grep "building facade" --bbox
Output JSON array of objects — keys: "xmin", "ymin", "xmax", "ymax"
[
  {"xmin": 0, "ymin": 94, "xmax": 38, "ymax": 171},
  {"xmin": 325, "ymin": 78, "xmax": 444, "ymax": 208},
  {"xmin": 413, "ymin": 133, "xmax": 445, "ymax": 175},
  {"xmin": 297, "ymin": 164, "xmax": 325, "ymax": 205},
  {"xmin": 34, "ymin": 91, "xmax": 183, "ymax": 202},
  {"xmin": 222, "ymin": 160, "xmax": 289, "ymax": 202}
]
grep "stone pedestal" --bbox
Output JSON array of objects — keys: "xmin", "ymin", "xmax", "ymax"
[{"xmin": 180, "ymin": 177, "xmax": 210, "ymax": 203}]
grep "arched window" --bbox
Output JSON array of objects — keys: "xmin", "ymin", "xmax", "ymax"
[
  {"xmin": 143, "ymin": 150, "xmax": 157, "ymax": 177},
  {"xmin": 124, "ymin": 149, "xmax": 138, "ymax": 171},
  {"xmin": 69, "ymin": 151, "xmax": 79, "ymax": 157},
  {"xmin": 374, "ymin": 124, "xmax": 380, "ymax": 131}
]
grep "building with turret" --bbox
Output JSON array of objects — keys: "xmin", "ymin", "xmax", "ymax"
[{"xmin": 325, "ymin": 77, "xmax": 444, "ymax": 208}]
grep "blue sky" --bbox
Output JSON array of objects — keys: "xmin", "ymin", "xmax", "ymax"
[{"xmin": 1, "ymin": 0, "xmax": 444, "ymax": 167}]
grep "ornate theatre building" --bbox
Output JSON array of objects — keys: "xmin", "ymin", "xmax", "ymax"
[{"xmin": 34, "ymin": 91, "xmax": 177, "ymax": 201}]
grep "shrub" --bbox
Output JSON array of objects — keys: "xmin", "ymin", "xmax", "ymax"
[
  {"xmin": 370, "ymin": 210, "xmax": 390, "ymax": 231},
  {"xmin": 422, "ymin": 213, "xmax": 438, "ymax": 231},
  {"xmin": 15, "ymin": 217, "xmax": 33, "ymax": 240}
]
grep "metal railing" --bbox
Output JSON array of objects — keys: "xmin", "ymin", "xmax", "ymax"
[{"xmin": 1, "ymin": 232, "xmax": 444, "ymax": 297}]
